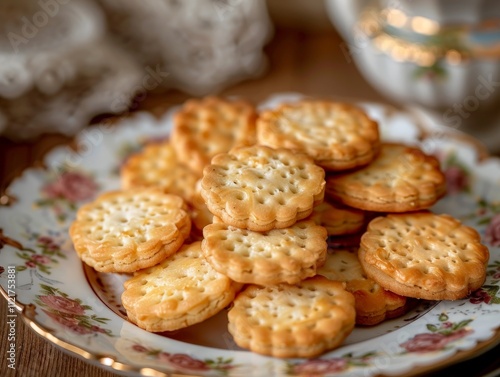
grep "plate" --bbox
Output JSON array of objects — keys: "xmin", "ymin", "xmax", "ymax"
[{"xmin": 1, "ymin": 93, "xmax": 500, "ymax": 377}]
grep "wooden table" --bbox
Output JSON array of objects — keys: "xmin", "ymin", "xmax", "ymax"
[{"xmin": 1, "ymin": 28, "xmax": 499, "ymax": 377}]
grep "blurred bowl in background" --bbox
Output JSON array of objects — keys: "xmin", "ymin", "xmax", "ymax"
[
  {"xmin": 326, "ymin": 0, "xmax": 500, "ymax": 110},
  {"xmin": 378, "ymin": 0, "xmax": 500, "ymax": 25}
]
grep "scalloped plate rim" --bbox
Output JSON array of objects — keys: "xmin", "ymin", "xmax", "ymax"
[{"xmin": 0, "ymin": 93, "xmax": 499, "ymax": 377}]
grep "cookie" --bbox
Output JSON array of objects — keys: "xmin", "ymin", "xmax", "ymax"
[
  {"xmin": 121, "ymin": 141, "xmax": 200, "ymax": 204},
  {"xmin": 309, "ymin": 200, "xmax": 367, "ymax": 236},
  {"xmin": 69, "ymin": 189, "xmax": 191, "ymax": 273},
  {"xmin": 228, "ymin": 276, "xmax": 356, "ymax": 358},
  {"xmin": 317, "ymin": 249, "xmax": 412, "ymax": 325},
  {"xmin": 201, "ymin": 145, "xmax": 326, "ymax": 232},
  {"xmin": 326, "ymin": 143, "xmax": 447, "ymax": 212},
  {"xmin": 122, "ymin": 241, "xmax": 239, "ymax": 332},
  {"xmin": 359, "ymin": 212, "xmax": 489, "ymax": 300},
  {"xmin": 201, "ymin": 219, "xmax": 327, "ymax": 285},
  {"xmin": 171, "ymin": 96, "xmax": 257, "ymax": 174},
  {"xmin": 257, "ymin": 100, "xmax": 380, "ymax": 171}
]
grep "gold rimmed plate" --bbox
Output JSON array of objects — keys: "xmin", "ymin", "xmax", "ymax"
[{"xmin": 1, "ymin": 94, "xmax": 499, "ymax": 376}]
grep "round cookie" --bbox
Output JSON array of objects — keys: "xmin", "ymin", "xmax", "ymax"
[
  {"xmin": 171, "ymin": 96, "xmax": 257, "ymax": 174},
  {"xmin": 69, "ymin": 188, "xmax": 191, "ymax": 273},
  {"xmin": 359, "ymin": 212, "xmax": 489, "ymax": 300},
  {"xmin": 326, "ymin": 143, "xmax": 447, "ymax": 212},
  {"xmin": 121, "ymin": 141, "xmax": 200, "ymax": 204},
  {"xmin": 317, "ymin": 249, "xmax": 412, "ymax": 325},
  {"xmin": 122, "ymin": 241, "xmax": 240, "ymax": 332},
  {"xmin": 201, "ymin": 145, "xmax": 326, "ymax": 232},
  {"xmin": 228, "ymin": 276, "xmax": 356, "ymax": 358},
  {"xmin": 202, "ymin": 219, "xmax": 327, "ymax": 285},
  {"xmin": 257, "ymin": 100, "xmax": 380, "ymax": 171}
]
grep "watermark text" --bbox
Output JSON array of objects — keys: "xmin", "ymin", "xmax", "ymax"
[{"xmin": 6, "ymin": 266, "xmax": 17, "ymax": 370}]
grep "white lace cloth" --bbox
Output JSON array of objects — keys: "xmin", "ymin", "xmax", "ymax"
[
  {"xmin": 97, "ymin": 0, "xmax": 273, "ymax": 95},
  {"xmin": 0, "ymin": 0, "xmax": 143, "ymax": 140},
  {"xmin": 0, "ymin": 0, "xmax": 105, "ymax": 99},
  {"xmin": 0, "ymin": 0, "xmax": 272, "ymax": 140}
]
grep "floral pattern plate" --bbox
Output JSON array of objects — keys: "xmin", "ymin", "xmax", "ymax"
[{"xmin": 1, "ymin": 93, "xmax": 500, "ymax": 377}]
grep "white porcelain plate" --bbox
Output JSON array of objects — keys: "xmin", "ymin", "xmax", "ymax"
[{"xmin": 1, "ymin": 93, "xmax": 500, "ymax": 377}]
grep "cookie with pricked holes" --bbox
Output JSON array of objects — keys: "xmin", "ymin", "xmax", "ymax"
[
  {"xmin": 326, "ymin": 143, "xmax": 446, "ymax": 212},
  {"xmin": 257, "ymin": 100, "xmax": 380, "ymax": 171},
  {"xmin": 171, "ymin": 96, "xmax": 257, "ymax": 174},
  {"xmin": 359, "ymin": 212, "xmax": 489, "ymax": 300},
  {"xmin": 122, "ymin": 241, "xmax": 240, "ymax": 332},
  {"xmin": 202, "ymin": 219, "xmax": 327, "ymax": 285},
  {"xmin": 121, "ymin": 141, "xmax": 200, "ymax": 203},
  {"xmin": 201, "ymin": 145, "xmax": 325, "ymax": 232},
  {"xmin": 69, "ymin": 188, "xmax": 191, "ymax": 273},
  {"xmin": 228, "ymin": 276, "xmax": 356, "ymax": 358}
]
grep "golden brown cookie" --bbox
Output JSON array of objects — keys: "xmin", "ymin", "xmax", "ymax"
[
  {"xmin": 121, "ymin": 141, "xmax": 199, "ymax": 204},
  {"xmin": 326, "ymin": 143, "xmax": 446, "ymax": 212},
  {"xmin": 201, "ymin": 145, "xmax": 325, "ymax": 232},
  {"xmin": 257, "ymin": 100, "xmax": 380, "ymax": 171},
  {"xmin": 69, "ymin": 189, "xmax": 191, "ymax": 273},
  {"xmin": 228, "ymin": 276, "xmax": 356, "ymax": 358},
  {"xmin": 317, "ymin": 249, "xmax": 412, "ymax": 325},
  {"xmin": 122, "ymin": 242, "xmax": 239, "ymax": 332},
  {"xmin": 201, "ymin": 220, "xmax": 327, "ymax": 285},
  {"xmin": 309, "ymin": 200, "xmax": 367, "ymax": 236},
  {"xmin": 171, "ymin": 96, "xmax": 257, "ymax": 174},
  {"xmin": 359, "ymin": 212, "xmax": 489, "ymax": 300}
]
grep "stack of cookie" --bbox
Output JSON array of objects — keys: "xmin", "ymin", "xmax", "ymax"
[
  {"xmin": 257, "ymin": 101, "xmax": 487, "ymax": 322},
  {"xmin": 68, "ymin": 96, "xmax": 489, "ymax": 360},
  {"xmin": 200, "ymin": 145, "xmax": 328, "ymax": 283},
  {"xmin": 198, "ymin": 100, "xmax": 392, "ymax": 357},
  {"xmin": 70, "ymin": 97, "xmax": 257, "ymax": 333},
  {"xmin": 199, "ymin": 144, "xmax": 360, "ymax": 357},
  {"xmin": 323, "ymin": 142, "xmax": 488, "ymax": 303}
]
